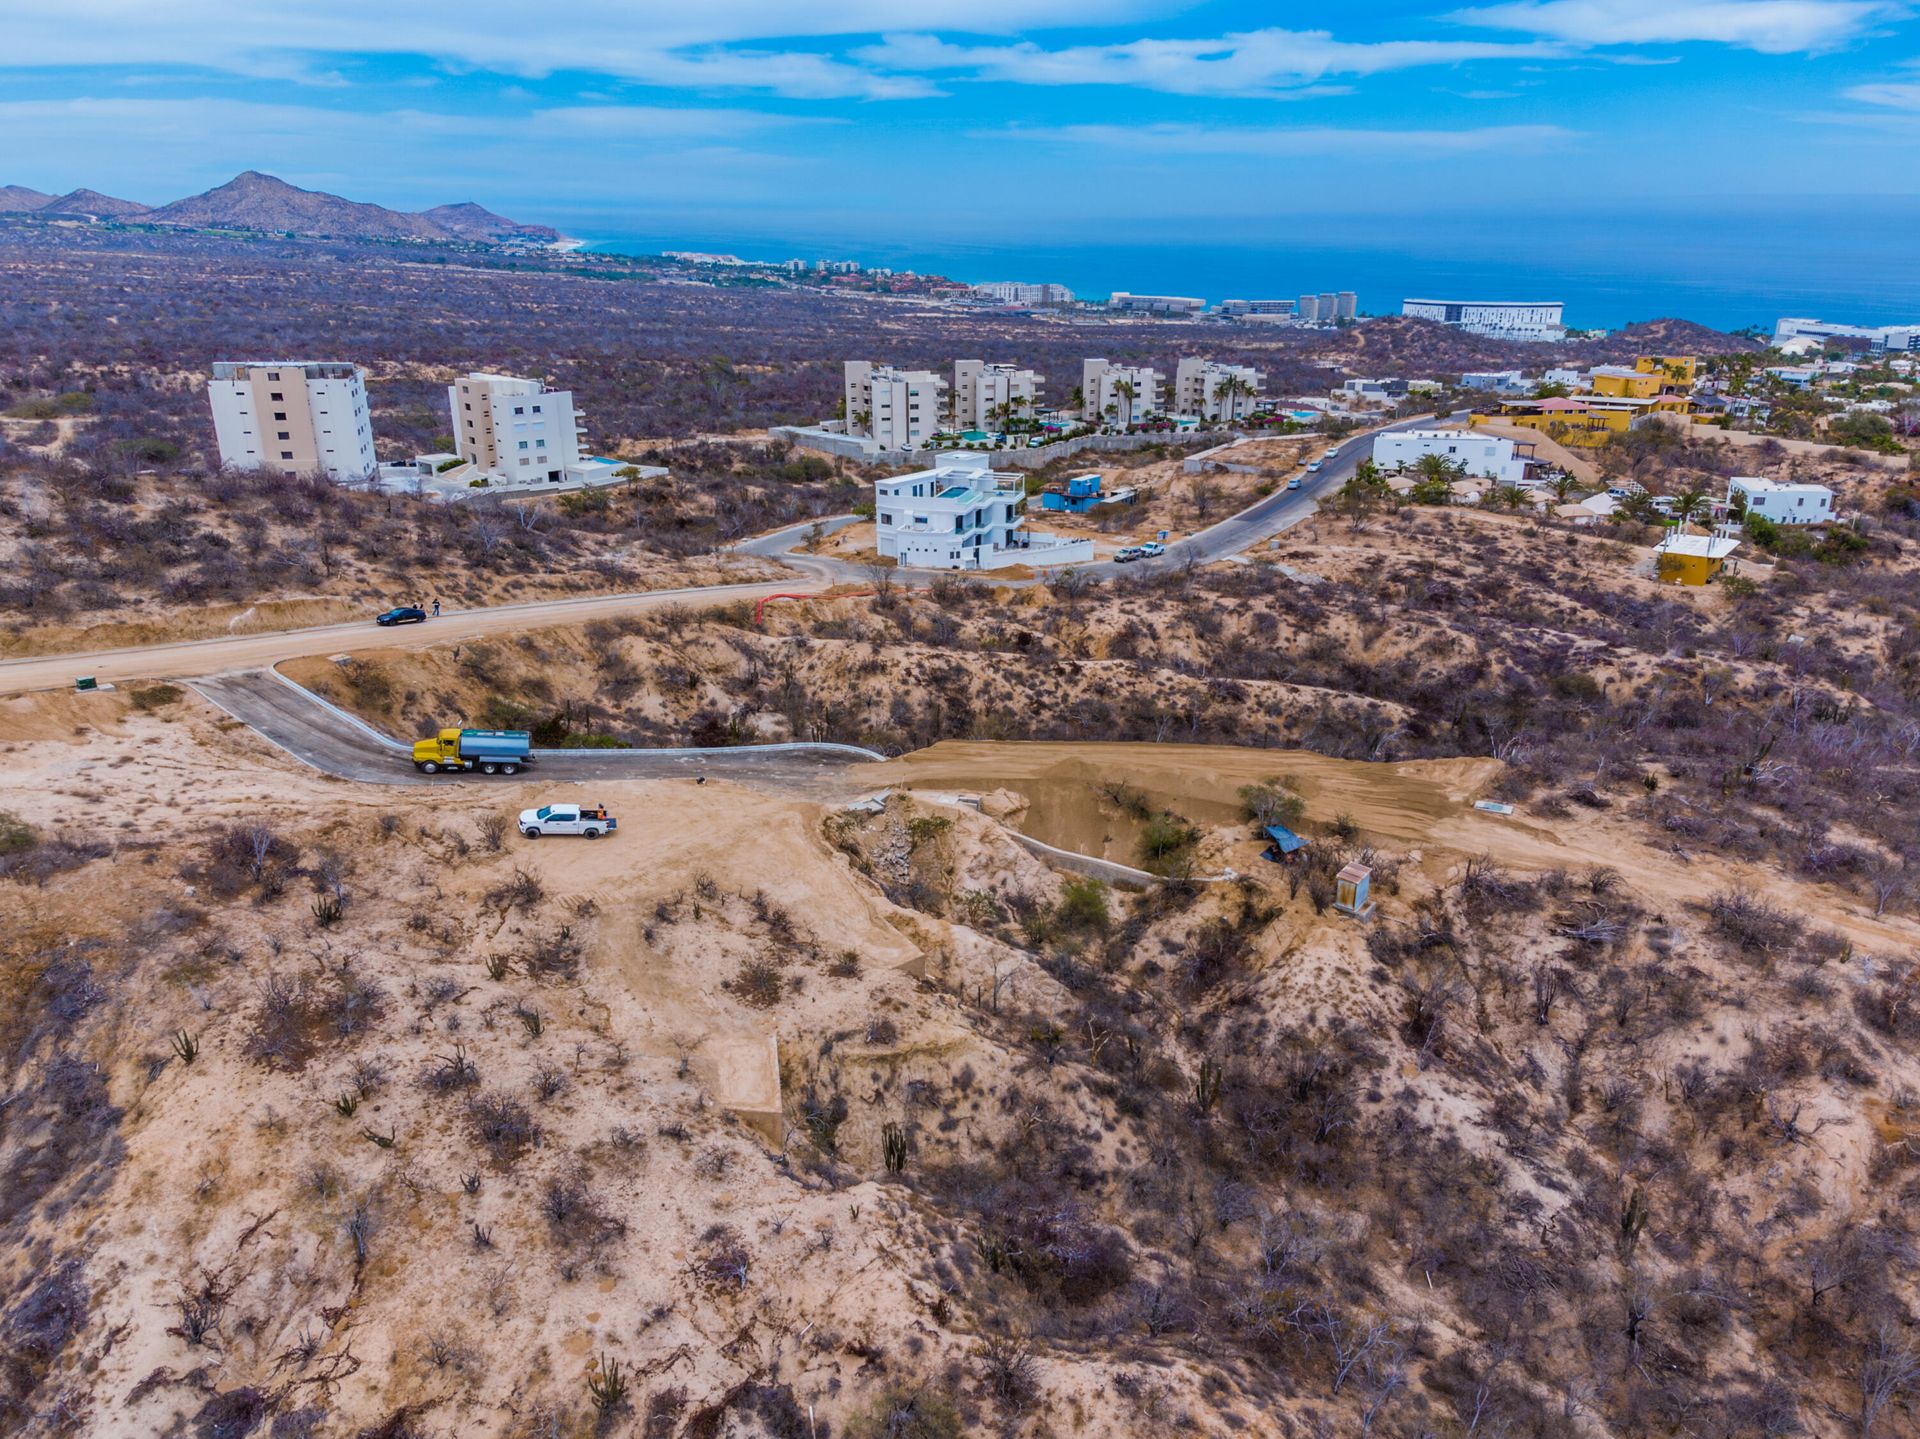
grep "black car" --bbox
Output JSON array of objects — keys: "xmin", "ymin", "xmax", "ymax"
[{"xmin": 376, "ymin": 606, "xmax": 428, "ymax": 626}]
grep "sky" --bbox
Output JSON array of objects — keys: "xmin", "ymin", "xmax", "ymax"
[{"xmin": 4, "ymin": 1, "xmax": 1920, "ymax": 257}]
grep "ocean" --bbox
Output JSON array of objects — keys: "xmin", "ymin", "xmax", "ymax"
[{"xmin": 571, "ymin": 201, "xmax": 1920, "ymax": 334}]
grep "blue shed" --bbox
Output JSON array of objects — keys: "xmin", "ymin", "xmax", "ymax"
[
  {"xmin": 1040, "ymin": 473, "xmax": 1105, "ymax": 513},
  {"xmin": 1261, "ymin": 823, "xmax": 1308, "ymax": 861}
]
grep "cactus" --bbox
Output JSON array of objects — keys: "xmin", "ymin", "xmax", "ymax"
[
  {"xmin": 1194, "ymin": 1057, "xmax": 1224, "ymax": 1112},
  {"xmin": 172, "ymin": 1029, "xmax": 200, "ymax": 1064},
  {"xmin": 586, "ymin": 1352, "xmax": 628, "ymax": 1414},
  {"xmin": 1618, "ymin": 1187, "xmax": 1650, "ymax": 1259},
  {"xmin": 882, "ymin": 1121, "xmax": 908, "ymax": 1174}
]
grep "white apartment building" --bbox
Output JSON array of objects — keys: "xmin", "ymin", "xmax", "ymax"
[
  {"xmin": 952, "ymin": 361, "xmax": 1043, "ymax": 430},
  {"xmin": 844, "ymin": 362, "xmax": 946, "ymax": 451},
  {"xmin": 1219, "ymin": 298, "xmax": 1295, "ymax": 318},
  {"xmin": 1460, "ymin": 369, "xmax": 1533, "ymax": 393},
  {"xmin": 1374, "ymin": 429, "xmax": 1535, "ymax": 487},
  {"xmin": 1728, "ymin": 475, "xmax": 1834, "ymax": 526},
  {"xmin": 1295, "ymin": 291, "xmax": 1357, "ymax": 324},
  {"xmin": 1174, "ymin": 359, "xmax": 1265, "ymax": 421},
  {"xmin": 208, "ymin": 361, "xmax": 377, "ymax": 483},
  {"xmin": 1402, "ymin": 299, "xmax": 1567, "ymax": 342},
  {"xmin": 971, "ymin": 281, "xmax": 1074, "ymax": 306},
  {"xmin": 447, "ymin": 372, "xmax": 584, "ymax": 482},
  {"xmin": 1082, "ymin": 359, "xmax": 1162, "ymax": 426},
  {"xmin": 1106, "ymin": 292, "xmax": 1205, "ymax": 316},
  {"xmin": 1774, "ymin": 317, "xmax": 1920, "ymax": 352}
]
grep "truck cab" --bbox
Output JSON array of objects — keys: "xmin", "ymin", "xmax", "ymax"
[{"xmin": 519, "ymin": 803, "xmax": 616, "ymax": 839}]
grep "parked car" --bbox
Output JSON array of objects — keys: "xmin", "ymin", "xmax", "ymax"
[
  {"xmin": 1138, "ymin": 541, "xmax": 1166, "ymax": 557},
  {"xmin": 377, "ymin": 606, "xmax": 427, "ymax": 626},
  {"xmin": 1113, "ymin": 546, "xmax": 1144, "ymax": 563},
  {"xmin": 518, "ymin": 803, "xmax": 618, "ymax": 839}
]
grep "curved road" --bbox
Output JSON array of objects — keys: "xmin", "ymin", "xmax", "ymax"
[{"xmin": 736, "ymin": 413, "xmax": 1447, "ymax": 584}]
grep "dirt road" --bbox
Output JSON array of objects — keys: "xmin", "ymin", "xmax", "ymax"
[{"xmin": 0, "ymin": 577, "xmax": 824, "ymax": 695}]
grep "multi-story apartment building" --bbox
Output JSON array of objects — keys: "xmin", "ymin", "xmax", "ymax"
[
  {"xmin": 843, "ymin": 362, "xmax": 946, "ymax": 451},
  {"xmin": 952, "ymin": 361, "xmax": 1044, "ymax": 430},
  {"xmin": 207, "ymin": 361, "xmax": 377, "ymax": 483},
  {"xmin": 1106, "ymin": 292, "xmax": 1205, "ymax": 316},
  {"xmin": 1081, "ymin": 359, "xmax": 1162, "ymax": 426},
  {"xmin": 971, "ymin": 282, "xmax": 1075, "ymax": 306},
  {"xmin": 1294, "ymin": 291, "xmax": 1357, "ymax": 324},
  {"xmin": 446, "ymin": 373, "xmax": 585, "ymax": 482},
  {"xmin": 1402, "ymin": 299, "xmax": 1567, "ymax": 342},
  {"xmin": 1174, "ymin": 359, "xmax": 1265, "ymax": 420},
  {"xmin": 1219, "ymin": 299, "xmax": 1296, "ymax": 318}
]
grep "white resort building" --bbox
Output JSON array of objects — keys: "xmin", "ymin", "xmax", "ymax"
[
  {"xmin": 208, "ymin": 361, "xmax": 377, "ymax": 483},
  {"xmin": 1081, "ymin": 359, "xmax": 1162, "ymax": 426},
  {"xmin": 1402, "ymin": 299, "xmax": 1567, "ymax": 342},
  {"xmin": 844, "ymin": 362, "xmax": 946, "ymax": 452},
  {"xmin": 952, "ymin": 361, "xmax": 1043, "ymax": 431},
  {"xmin": 447, "ymin": 372, "xmax": 585, "ymax": 482},
  {"xmin": 1728, "ymin": 475, "xmax": 1835, "ymax": 526},
  {"xmin": 1373, "ymin": 428, "xmax": 1537, "ymax": 487},
  {"xmin": 875, "ymin": 454, "xmax": 1094, "ymax": 571},
  {"xmin": 1175, "ymin": 359, "xmax": 1265, "ymax": 421}
]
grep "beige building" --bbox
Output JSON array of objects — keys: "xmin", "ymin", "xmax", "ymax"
[
  {"xmin": 952, "ymin": 360, "xmax": 1043, "ymax": 430},
  {"xmin": 1175, "ymin": 359, "xmax": 1264, "ymax": 420},
  {"xmin": 844, "ymin": 361, "xmax": 946, "ymax": 451},
  {"xmin": 1081, "ymin": 359, "xmax": 1161, "ymax": 426},
  {"xmin": 447, "ymin": 373, "xmax": 584, "ymax": 481},
  {"xmin": 207, "ymin": 361, "xmax": 377, "ymax": 482}
]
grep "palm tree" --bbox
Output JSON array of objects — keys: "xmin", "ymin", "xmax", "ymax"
[
  {"xmin": 1550, "ymin": 472, "xmax": 1579, "ymax": 504},
  {"xmin": 1212, "ymin": 375, "xmax": 1254, "ymax": 423},
  {"xmin": 1671, "ymin": 485, "xmax": 1711, "ymax": 528},
  {"xmin": 1496, "ymin": 484, "xmax": 1533, "ymax": 511},
  {"xmin": 1114, "ymin": 379, "xmax": 1138, "ymax": 430}
]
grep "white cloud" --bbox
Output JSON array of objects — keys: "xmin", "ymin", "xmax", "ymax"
[
  {"xmin": 1846, "ymin": 59, "xmax": 1920, "ymax": 106},
  {"xmin": 993, "ymin": 121, "xmax": 1578, "ymax": 156},
  {"xmin": 857, "ymin": 29, "xmax": 1560, "ymax": 97},
  {"xmin": 1455, "ymin": 1, "xmax": 1905, "ymax": 54},
  {"xmin": 0, "ymin": 1, "xmax": 1165, "ymax": 96}
]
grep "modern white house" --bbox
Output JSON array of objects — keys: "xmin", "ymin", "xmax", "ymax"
[
  {"xmin": 1460, "ymin": 369, "xmax": 1532, "ymax": 393},
  {"xmin": 1728, "ymin": 475, "xmax": 1835, "ymax": 526},
  {"xmin": 208, "ymin": 361, "xmax": 377, "ymax": 483},
  {"xmin": 1402, "ymin": 299, "xmax": 1567, "ymax": 342},
  {"xmin": 1082, "ymin": 359, "xmax": 1162, "ymax": 426},
  {"xmin": 447, "ymin": 372, "xmax": 585, "ymax": 482},
  {"xmin": 1174, "ymin": 359, "xmax": 1265, "ymax": 421},
  {"xmin": 1373, "ymin": 429, "xmax": 1536, "ymax": 487},
  {"xmin": 875, "ymin": 453, "xmax": 1094, "ymax": 570},
  {"xmin": 844, "ymin": 362, "xmax": 946, "ymax": 451},
  {"xmin": 952, "ymin": 361, "xmax": 1043, "ymax": 431}
]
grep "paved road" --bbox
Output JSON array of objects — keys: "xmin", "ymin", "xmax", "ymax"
[
  {"xmin": 736, "ymin": 414, "xmax": 1451, "ymax": 584},
  {"xmin": 194, "ymin": 669, "xmax": 883, "ymax": 796},
  {"xmin": 0, "ymin": 576, "xmax": 825, "ymax": 696}
]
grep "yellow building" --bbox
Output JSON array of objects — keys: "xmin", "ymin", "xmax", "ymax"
[
  {"xmin": 1590, "ymin": 366, "xmax": 1663, "ymax": 399},
  {"xmin": 1635, "ymin": 355, "xmax": 1698, "ymax": 389},
  {"xmin": 1483, "ymin": 398, "xmax": 1632, "ymax": 447},
  {"xmin": 1654, "ymin": 531, "xmax": 1740, "ymax": 585}
]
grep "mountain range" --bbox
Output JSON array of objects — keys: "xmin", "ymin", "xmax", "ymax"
[{"xmin": 0, "ymin": 170, "xmax": 560, "ymax": 245}]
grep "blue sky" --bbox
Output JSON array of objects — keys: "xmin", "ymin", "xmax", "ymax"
[{"xmin": 4, "ymin": 0, "xmax": 1920, "ymax": 242}]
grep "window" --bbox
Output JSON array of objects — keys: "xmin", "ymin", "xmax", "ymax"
[
  {"xmin": 513, "ymin": 406, "xmax": 525, "ymax": 415},
  {"xmin": 280, "ymin": 451, "xmax": 294, "ymax": 460},
  {"xmin": 531, "ymin": 404, "xmax": 542, "ymax": 413},
  {"xmin": 276, "ymin": 431, "xmax": 290, "ymax": 440},
  {"xmin": 273, "ymin": 411, "xmax": 287, "ymax": 421},
  {"xmin": 518, "ymin": 441, "xmax": 529, "ymax": 450}
]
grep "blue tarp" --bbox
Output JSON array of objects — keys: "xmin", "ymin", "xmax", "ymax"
[{"xmin": 1262, "ymin": 823, "xmax": 1308, "ymax": 857}]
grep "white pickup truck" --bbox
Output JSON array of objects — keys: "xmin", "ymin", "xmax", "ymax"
[{"xmin": 518, "ymin": 803, "xmax": 618, "ymax": 839}]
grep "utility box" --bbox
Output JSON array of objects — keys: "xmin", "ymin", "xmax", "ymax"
[
  {"xmin": 74, "ymin": 676, "xmax": 97, "ymax": 692},
  {"xmin": 1335, "ymin": 862, "xmax": 1374, "ymax": 918}
]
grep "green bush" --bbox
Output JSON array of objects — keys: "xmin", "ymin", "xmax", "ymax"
[
  {"xmin": 4, "ymin": 391, "xmax": 93, "ymax": 420},
  {"xmin": 0, "ymin": 810, "xmax": 37, "ymax": 857},
  {"xmin": 1056, "ymin": 877, "xmax": 1110, "ymax": 931},
  {"xmin": 128, "ymin": 683, "xmax": 183, "ymax": 712},
  {"xmin": 1138, "ymin": 812, "xmax": 1200, "ymax": 870},
  {"xmin": 843, "ymin": 1386, "xmax": 963, "ymax": 1439}
]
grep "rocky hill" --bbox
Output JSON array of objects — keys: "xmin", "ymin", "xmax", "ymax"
[
  {"xmin": 33, "ymin": 188, "xmax": 148, "ymax": 220},
  {"xmin": 0, "ymin": 185, "xmax": 52, "ymax": 213},
  {"xmin": 421, "ymin": 200, "xmax": 560, "ymax": 244},
  {"xmin": 143, "ymin": 170, "xmax": 452, "ymax": 240}
]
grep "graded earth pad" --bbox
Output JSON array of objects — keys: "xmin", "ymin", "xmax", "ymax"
[{"xmin": 872, "ymin": 739, "xmax": 1500, "ymax": 858}]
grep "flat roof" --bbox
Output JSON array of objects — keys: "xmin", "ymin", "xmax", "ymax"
[
  {"xmin": 1404, "ymin": 298, "xmax": 1563, "ymax": 307},
  {"xmin": 1660, "ymin": 533, "xmax": 1741, "ymax": 559}
]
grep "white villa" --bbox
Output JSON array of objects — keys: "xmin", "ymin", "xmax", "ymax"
[
  {"xmin": 875, "ymin": 454, "xmax": 1093, "ymax": 571},
  {"xmin": 1728, "ymin": 475, "xmax": 1835, "ymax": 526},
  {"xmin": 1373, "ymin": 428, "xmax": 1536, "ymax": 487}
]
